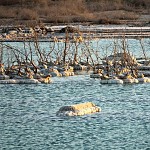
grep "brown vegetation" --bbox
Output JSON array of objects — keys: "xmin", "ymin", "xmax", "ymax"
[{"xmin": 0, "ymin": 0, "xmax": 149, "ymax": 25}]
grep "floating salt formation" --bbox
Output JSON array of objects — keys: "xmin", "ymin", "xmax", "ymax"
[
  {"xmin": 74, "ymin": 64, "xmax": 88, "ymax": 70},
  {"xmin": 56, "ymin": 102, "xmax": 100, "ymax": 116},
  {"xmin": 90, "ymin": 69, "xmax": 103, "ymax": 78},
  {"xmin": 61, "ymin": 71, "xmax": 74, "ymax": 77},
  {"xmin": 123, "ymin": 78, "xmax": 138, "ymax": 84},
  {"xmin": 38, "ymin": 76, "xmax": 52, "ymax": 84},
  {"xmin": 90, "ymin": 74, "xmax": 102, "ymax": 78},
  {"xmin": 138, "ymin": 66, "xmax": 150, "ymax": 71},
  {"xmin": 0, "ymin": 79, "xmax": 40, "ymax": 84},
  {"xmin": 137, "ymin": 77, "xmax": 150, "ymax": 83},
  {"xmin": 146, "ymin": 78, "xmax": 150, "ymax": 83},
  {"xmin": 139, "ymin": 71, "xmax": 150, "ymax": 77},
  {"xmin": 100, "ymin": 78, "xmax": 123, "ymax": 84},
  {"xmin": 49, "ymin": 68, "xmax": 61, "ymax": 77},
  {"xmin": 0, "ymin": 75, "xmax": 10, "ymax": 80},
  {"xmin": 96, "ymin": 51, "xmax": 145, "ymax": 84}
]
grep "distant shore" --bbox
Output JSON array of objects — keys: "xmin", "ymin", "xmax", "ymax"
[{"xmin": 0, "ymin": 25, "xmax": 150, "ymax": 42}]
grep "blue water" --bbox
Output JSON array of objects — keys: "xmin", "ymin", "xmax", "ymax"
[
  {"xmin": 0, "ymin": 75, "xmax": 150, "ymax": 150},
  {"xmin": 2, "ymin": 38, "xmax": 150, "ymax": 66}
]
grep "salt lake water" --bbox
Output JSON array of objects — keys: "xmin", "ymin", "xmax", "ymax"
[
  {"xmin": 0, "ymin": 39, "xmax": 150, "ymax": 149},
  {"xmin": 0, "ymin": 75, "xmax": 150, "ymax": 150},
  {"xmin": 2, "ymin": 38, "xmax": 150, "ymax": 65}
]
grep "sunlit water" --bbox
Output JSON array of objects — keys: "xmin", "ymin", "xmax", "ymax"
[
  {"xmin": 1, "ymin": 39, "xmax": 150, "ymax": 149},
  {"xmin": 0, "ymin": 75, "xmax": 150, "ymax": 150}
]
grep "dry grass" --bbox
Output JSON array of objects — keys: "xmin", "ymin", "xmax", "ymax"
[
  {"xmin": 0, "ymin": 6, "xmax": 18, "ymax": 18},
  {"xmin": 0, "ymin": 0, "xmax": 149, "ymax": 24}
]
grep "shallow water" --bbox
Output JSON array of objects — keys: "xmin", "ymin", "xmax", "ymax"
[
  {"xmin": 0, "ymin": 75, "xmax": 150, "ymax": 150},
  {"xmin": 2, "ymin": 38, "xmax": 150, "ymax": 65}
]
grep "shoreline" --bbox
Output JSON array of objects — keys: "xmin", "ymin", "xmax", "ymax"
[{"xmin": 0, "ymin": 25, "xmax": 150, "ymax": 42}]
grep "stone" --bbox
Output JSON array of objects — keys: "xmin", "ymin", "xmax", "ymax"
[{"xmin": 0, "ymin": 75, "xmax": 10, "ymax": 80}]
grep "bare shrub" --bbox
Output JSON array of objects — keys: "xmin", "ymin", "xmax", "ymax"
[
  {"xmin": 87, "ymin": 0, "xmax": 124, "ymax": 12},
  {"xmin": 96, "ymin": 10, "xmax": 139, "ymax": 21},
  {"xmin": 39, "ymin": 0, "xmax": 95, "ymax": 23},
  {"xmin": 17, "ymin": 8, "xmax": 38, "ymax": 20},
  {"xmin": 29, "ymin": 0, "xmax": 48, "ymax": 7},
  {"xmin": 48, "ymin": 0, "xmax": 88, "ymax": 16},
  {"xmin": 0, "ymin": 6, "xmax": 18, "ymax": 18},
  {"xmin": 0, "ymin": 0, "xmax": 20, "ymax": 5},
  {"xmin": 97, "ymin": 17, "xmax": 123, "ymax": 25},
  {"xmin": 0, "ymin": 0, "xmax": 149, "ymax": 24},
  {"xmin": 125, "ymin": 0, "xmax": 150, "ymax": 8}
]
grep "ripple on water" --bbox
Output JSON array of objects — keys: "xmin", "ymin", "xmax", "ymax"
[{"xmin": 0, "ymin": 76, "xmax": 150, "ymax": 150}]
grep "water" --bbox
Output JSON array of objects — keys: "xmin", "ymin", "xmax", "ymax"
[
  {"xmin": 1, "ymin": 39, "xmax": 150, "ymax": 149},
  {"xmin": 2, "ymin": 38, "xmax": 150, "ymax": 66},
  {"xmin": 0, "ymin": 75, "xmax": 150, "ymax": 150}
]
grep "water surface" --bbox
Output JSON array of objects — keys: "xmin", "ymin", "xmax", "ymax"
[{"xmin": 0, "ymin": 75, "xmax": 150, "ymax": 150}]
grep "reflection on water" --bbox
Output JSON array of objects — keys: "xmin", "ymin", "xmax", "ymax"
[{"xmin": 0, "ymin": 75, "xmax": 150, "ymax": 149}]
